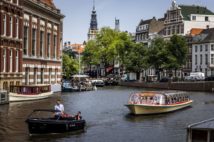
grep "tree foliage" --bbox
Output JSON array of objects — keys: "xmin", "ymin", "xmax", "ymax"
[{"xmin": 62, "ymin": 54, "xmax": 78, "ymax": 79}]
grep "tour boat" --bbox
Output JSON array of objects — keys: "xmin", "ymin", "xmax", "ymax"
[
  {"xmin": 9, "ymin": 85, "xmax": 53, "ymax": 102},
  {"xmin": 26, "ymin": 109, "xmax": 86, "ymax": 134},
  {"xmin": 125, "ymin": 91, "xmax": 193, "ymax": 115}
]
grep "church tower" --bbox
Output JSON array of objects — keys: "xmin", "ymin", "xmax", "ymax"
[
  {"xmin": 115, "ymin": 18, "xmax": 120, "ymax": 31},
  {"xmin": 88, "ymin": 0, "xmax": 98, "ymax": 40}
]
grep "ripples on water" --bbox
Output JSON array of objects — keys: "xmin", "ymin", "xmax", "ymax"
[{"xmin": 0, "ymin": 86, "xmax": 214, "ymax": 142}]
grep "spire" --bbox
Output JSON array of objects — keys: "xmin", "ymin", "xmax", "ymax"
[
  {"xmin": 93, "ymin": 0, "xmax": 95, "ymax": 11},
  {"xmin": 88, "ymin": 0, "xmax": 98, "ymax": 40}
]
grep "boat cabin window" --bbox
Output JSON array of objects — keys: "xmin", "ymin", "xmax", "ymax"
[{"xmin": 192, "ymin": 130, "xmax": 207, "ymax": 142}]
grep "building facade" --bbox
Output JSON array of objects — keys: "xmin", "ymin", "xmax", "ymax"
[
  {"xmin": 135, "ymin": 17, "xmax": 164, "ymax": 46},
  {"xmin": 88, "ymin": 3, "xmax": 98, "ymax": 41},
  {"xmin": 192, "ymin": 28, "xmax": 214, "ymax": 77},
  {"xmin": 0, "ymin": 0, "xmax": 23, "ymax": 90},
  {"xmin": 22, "ymin": 0, "xmax": 64, "ymax": 89},
  {"xmin": 163, "ymin": 0, "xmax": 214, "ymax": 39}
]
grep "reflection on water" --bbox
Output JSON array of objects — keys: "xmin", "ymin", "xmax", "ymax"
[{"xmin": 0, "ymin": 86, "xmax": 214, "ymax": 142}]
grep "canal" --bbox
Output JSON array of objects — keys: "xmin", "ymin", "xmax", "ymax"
[{"xmin": 1, "ymin": 86, "xmax": 214, "ymax": 142}]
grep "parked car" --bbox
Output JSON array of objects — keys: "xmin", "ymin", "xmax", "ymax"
[
  {"xmin": 159, "ymin": 77, "xmax": 170, "ymax": 82},
  {"xmin": 91, "ymin": 79, "xmax": 105, "ymax": 87},
  {"xmin": 205, "ymin": 76, "xmax": 214, "ymax": 81},
  {"xmin": 184, "ymin": 72, "xmax": 205, "ymax": 81}
]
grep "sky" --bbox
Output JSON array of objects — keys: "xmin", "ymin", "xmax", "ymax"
[{"xmin": 53, "ymin": 0, "xmax": 214, "ymax": 44}]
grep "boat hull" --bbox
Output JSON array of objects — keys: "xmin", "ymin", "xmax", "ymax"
[
  {"xmin": 9, "ymin": 92, "xmax": 53, "ymax": 102},
  {"xmin": 26, "ymin": 119, "xmax": 86, "ymax": 134},
  {"xmin": 125, "ymin": 100, "xmax": 193, "ymax": 115}
]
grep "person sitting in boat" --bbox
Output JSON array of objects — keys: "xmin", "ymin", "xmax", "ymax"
[
  {"xmin": 75, "ymin": 111, "xmax": 82, "ymax": 120},
  {"xmin": 54, "ymin": 100, "xmax": 64, "ymax": 119}
]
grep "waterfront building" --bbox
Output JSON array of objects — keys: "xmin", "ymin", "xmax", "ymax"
[
  {"xmin": 88, "ymin": 1, "xmax": 98, "ymax": 41},
  {"xmin": 192, "ymin": 28, "xmax": 214, "ymax": 77},
  {"xmin": 22, "ymin": 0, "xmax": 64, "ymax": 91},
  {"xmin": 184, "ymin": 28, "xmax": 204, "ymax": 76},
  {"xmin": 0, "ymin": 0, "xmax": 23, "ymax": 90},
  {"xmin": 163, "ymin": 0, "xmax": 214, "ymax": 39},
  {"xmin": 135, "ymin": 17, "xmax": 164, "ymax": 46},
  {"xmin": 162, "ymin": 0, "xmax": 214, "ymax": 77},
  {"xmin": 63, "ymin": 42, "xmax": 85, "ymax": 58}
]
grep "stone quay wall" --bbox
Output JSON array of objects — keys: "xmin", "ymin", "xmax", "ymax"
[{"xmin": 120, "ymin": 81, "xmax": 214, "ymax": 92}]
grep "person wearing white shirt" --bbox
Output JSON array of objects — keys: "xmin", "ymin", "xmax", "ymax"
[{"xmin": 54, "ymin": 100, "xmax": 64, "ymax": 119}]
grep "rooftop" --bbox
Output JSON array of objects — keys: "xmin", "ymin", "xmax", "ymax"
[{"xmin": 179, "ymin": 5, "xmax": 214, "ymax": 20}]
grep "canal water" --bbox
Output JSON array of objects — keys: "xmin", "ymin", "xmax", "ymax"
[{"xmin": 1, "ymin": 86, "xmax": 214, "ymax": 142}]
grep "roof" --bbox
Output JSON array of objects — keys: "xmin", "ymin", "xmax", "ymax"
[
  {"xmin": 190, "ymin": 28, "xmax": 204, "ymax": 36},
  {"xmin": 64, "ymin": 43, "xmax": 85, "ymax": 53},
  {"xmin": 138, "ymin": 17, "xmax": 155, "ymax": 26},
  {"xmin": 188, "ymin": 118, "xmax": 214, "ymax": 130},
  {"xmin": 193, "ymin": 28, "xmax": 214, "ymax": 43},
  {"xmin": 40, "ymin": 0, "xmax": 56, "ymax": 8},
  {"xmin": 179, "ymin": 5, "xmax": 214, "ymax": 20}
]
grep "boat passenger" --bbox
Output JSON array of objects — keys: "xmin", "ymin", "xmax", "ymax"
[
  {"xmin": 54, "ymin": 100, "xmax": 64, "ymax": 119},
  {"xmin": 75, "ymin": 111, "xmax": 82, "ymax": 120}
]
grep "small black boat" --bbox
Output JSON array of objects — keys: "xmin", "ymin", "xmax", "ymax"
[{"xmin": 25, "ymin": 109, "xmax": 86, "ymax": 134}]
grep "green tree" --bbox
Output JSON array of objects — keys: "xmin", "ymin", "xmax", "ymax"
[
  {"xmin": 167, "ymin": 35, "xmax": 188, "ymax": 74},
  {"xmin": 62, "ymin": 54, "xmax": 78, "ymax": 79},
  {"xmin": 123, "ymin": 42, "xmax": 148, "ymax": 80},
  {"xmin": 147, "ymin": 37, "xmax": 169, "ymax": 80},
  {"xmin": 82, "ymin": 40, "xmax": 101, "ymax": 75}
]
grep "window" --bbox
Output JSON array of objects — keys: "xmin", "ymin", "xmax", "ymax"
[
  {"xmin": 23, "ymin": 26, "xmax": 28, "ymax": 55},
  {"xmin": 211, "ymin": 54, "xmax": 214, "ymax": 65},
  {"xmin": 200, "ymin": 45, "xmax": 203, "ymax": 52},
  {"xmin": 211, "ymin": 44, "xmax": 214, "ymax": 51},
  {"xmin": 32, "ymin": 28, "xmax": 36, "ymax": 56},
  {"xmin": 10, "ymin": 16, "xmax": 13, "ymax": 37},
  {"xmin": 205, "ymin": 44, "xmax": 208, "ymax": 51},
  {"xmin": 205, "ymin": 16, "xmax": 209, "ymax": 21},
  {"xmin": 53, "ymin": 35, "xmax": 57, "ymax": 59},
  {"xmin": 195, "ymin": 45, "xmax": 198, "ymax": 52},
  {"xmin": 192, "ymin": 16, "xmax": 196, "ymax": 21},
  {"xmin": 16, "ymin": 18, "xmax": 19, "ymax": 38},
  {"xmin": 195, "ymin": 55, "xmax": 197, "ymax": 65},
  {"xmin": 2, "ymin": 14, "xmax": 6, "ymax": 36},
  {"xmin": 205, "ymin": 54, "xmax": 208, "ymax": 65},
  {"xmin": 16, "ymin": 50, "xmax": 19, "ymax": 72},
  {"xmin": 10, "ymin": 50, "xmax": 13, "ymax": 72},
  {"xmin": 176, "ymin": 25, "xmax": 180, "ymax": 34},
  {"xmin": 47, "ymin": 33, "xmax": 51, "ymax": 58},
  {"xmin": 3, "ymin": 49, "xmax": 6, "ymax": 72},
  {"xmin": 200, "ymin": 54, "xmax": 202, "ymax": 65},
  {"xmin": 40, "ymin": 31, "xmax": 44, "ymax": 57}
]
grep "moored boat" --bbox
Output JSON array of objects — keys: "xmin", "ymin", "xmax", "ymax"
[
  {"xmin": 26, "ymin": 109, "xmax": 86, "ymax": 134},
  {"xmin": 9, "ymin": 85, "xmax": 53, "ymax": 102},
  {"xmin": 125, "ymin": 91, "xmax": 193, "ymax": 115}
]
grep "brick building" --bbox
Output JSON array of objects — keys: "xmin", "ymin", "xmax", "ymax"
[
  {"xmin": 22, "ymin": 0, "xmax": 64, "ymax": 90},
  {"xmin": 0, "ymin": 0, "xmax": 23, "ymax": 90}
]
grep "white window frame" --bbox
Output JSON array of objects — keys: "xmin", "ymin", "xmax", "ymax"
[
  {"xmin": 211, "ymin": 54, "xmax": 214, "ymax": 65},
  {"xmin": 10, "ymin": 49, "xmax": 13, "ymax": 72},
  {"xmin": 16, "ymin": 50, "xmax": 19, "ymax": 72},
  {"xmin": 10, "ymin": 16, "xmax": 13, "ymax": 37},
  {"xmin": 3, "ymin": 14, "xmax": 6, "ymax": 36},
  {"xmin": 53, "ymin": 34, "xmax": 57, "ymax": 59},
  {"xmin": 16, "ymin": 18, "xmax": 19, "ymax": 39},
  {"xmin": 24, "ymin": 26, "xmax": 29, "ymax": 55},
  {"xmin": 32, "ymin": 28, "xmax": 37, "ymax": 57},
  {"xmin": 3, "ymin": 49, "xmax": 6, "ymax": 72}
]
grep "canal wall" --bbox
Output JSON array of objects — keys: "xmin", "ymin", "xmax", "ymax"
[{"xmin": 120, "ymin": 81, "xmax": 214, "ymax": 92}]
